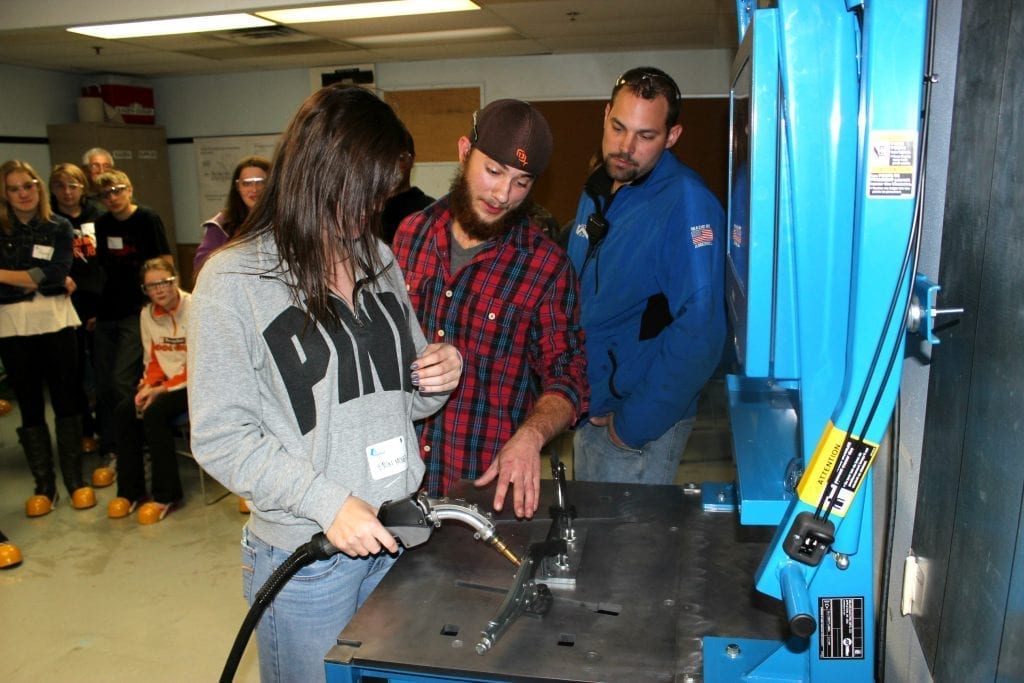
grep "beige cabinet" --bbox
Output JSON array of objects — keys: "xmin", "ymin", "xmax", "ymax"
[{"xmin": 47, "ymin": 122, "xmax": 177, "ymax": 255}]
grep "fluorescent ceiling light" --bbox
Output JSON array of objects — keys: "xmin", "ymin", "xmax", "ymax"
[
  {"xmin": 350, "ymin": 26, "xmax": 515, "ymax": 46},
  {"xmin": 68, "ymin": 14, "xmax": 274, "ymax": 39},
  {"xmin": 259, "ymin": 0, "xmax": 480, "ymax": 25}
]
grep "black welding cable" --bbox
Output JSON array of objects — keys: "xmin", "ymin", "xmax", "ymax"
[{"xmin": 219, "ymin": 533, "xmax": 339, "ymax": 683}]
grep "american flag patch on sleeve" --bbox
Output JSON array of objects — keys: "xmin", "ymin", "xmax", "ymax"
[{"xmin": 690, "ymin": 224, "xmax": 714, "ymax": 248}]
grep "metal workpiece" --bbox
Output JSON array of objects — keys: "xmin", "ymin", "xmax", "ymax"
[
  {"xmin": 326, "ymin": 480, "xmax": 787, "ymax": 682},
  {"xmin": 475, "ymin": 546, "xmax": 553, "ymax": 655}
]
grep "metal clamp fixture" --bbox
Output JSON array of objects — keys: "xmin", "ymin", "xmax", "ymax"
[{"xmin": 907, "ymin": 274, "xmax": 963, "ymax": 344}]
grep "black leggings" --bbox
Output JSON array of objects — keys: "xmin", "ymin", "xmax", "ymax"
[
  {"xmin": 0, "ymin": 327, "xmax": 79, "ymax": 427},
  {"xmin": 113, "ymin": 389, "xmax": 188, "ymax": 504}
]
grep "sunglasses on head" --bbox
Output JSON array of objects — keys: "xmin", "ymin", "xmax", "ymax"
[{"xmin": 614, "ymin": 69, "xmax": 682, "ymax": 102}]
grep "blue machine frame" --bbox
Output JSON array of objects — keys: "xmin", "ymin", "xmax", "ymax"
[{"xmin": 707, "ymin": 0, "xmax": 928, "ymax": 681}]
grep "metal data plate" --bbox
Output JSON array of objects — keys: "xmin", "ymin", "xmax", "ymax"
[{"xmin": 326, "ymin": 480, "xmax": 787, "ymax": 682}]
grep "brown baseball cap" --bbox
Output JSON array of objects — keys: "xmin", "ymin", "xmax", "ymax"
[{"xmin": 470, "ymin": 99, "xmax": 553, "ymax": 176}]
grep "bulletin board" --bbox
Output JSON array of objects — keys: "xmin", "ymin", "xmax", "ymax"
[
  {"xmin": 193, "ymin": 134, "xmax": 279, "ymax": 220},
  {"xmin": 383, "ymin": 86, "xmax": 480, "ymax": 198},
  {"xmin": 383, "ymin": 87, "xmax": 480, "ymax": 163}
]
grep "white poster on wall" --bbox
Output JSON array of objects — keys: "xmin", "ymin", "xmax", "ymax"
[
  {"xmin": 194, "ymin": 134, "xmax": 279, "ymax": 221},
  {"xmin": 410, "ymin": 162, "xmax": 458, "ymax": 200}
]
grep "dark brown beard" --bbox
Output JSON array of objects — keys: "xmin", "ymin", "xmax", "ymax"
[
  {"xmin": 604, "ymin": 152, "xmax": 640, "ymax": 184},
  {"xmin": 447, "ymin": 168, "xmax": 529, "ymax": 242}
]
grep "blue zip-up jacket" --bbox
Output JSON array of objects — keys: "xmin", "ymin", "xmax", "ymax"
[
  {"xmin": 0, "ymin": 212, "xmax": 75, "ymax": 303},
  {"xmin": 567, "ymin": 151, "xmax": 725, "ymax": 448}
]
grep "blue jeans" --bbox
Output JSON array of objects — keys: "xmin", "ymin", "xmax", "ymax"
[
  {"xmin": 573, "ymin": 415, "xmax": 696, "ymax": 485},
  {"xmin": 241, "ymin": 526, "xmax": 398, "ymax": 683}
]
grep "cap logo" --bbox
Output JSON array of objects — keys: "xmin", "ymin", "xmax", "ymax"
[{"xmin": 516, "ymin": 148, "xmax": 528, "ymax": 166}]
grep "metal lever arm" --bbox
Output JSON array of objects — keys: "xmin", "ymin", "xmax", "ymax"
[{"xmin": 476, "ymin": 541, "xmax": 559, "ymax": 655}]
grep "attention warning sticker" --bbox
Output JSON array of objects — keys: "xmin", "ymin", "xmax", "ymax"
[
  {"xmin": 867, "ymin": 130, "xmax": 917, "ymax": 199},
  {"xmin": 797, "ymin": 421, "xmax": 879, "ymax": 518}
]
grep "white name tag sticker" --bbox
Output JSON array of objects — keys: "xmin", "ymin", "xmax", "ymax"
[
  {"xmin": 81, "ymin": 222, "xmax": 96, "ymax": 239},
  {"xmin": 32, "ymin": 244, "xmax": 55, "ymax": 260},
  {"xmin": 366, "ymin": 436, "xmax": 408, "ymax": 480},
  {"xmin": 107, "ymin": 236, "xmax": 124, "ymax": 250}
]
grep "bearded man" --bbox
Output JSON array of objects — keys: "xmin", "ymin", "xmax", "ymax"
[{"xmin": 393, "ymin": 99, "xmax": 587, "ymax": 519}]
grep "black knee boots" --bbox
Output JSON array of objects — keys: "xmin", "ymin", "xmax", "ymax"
[
  {"xmin": 18, "ymin": 419, "xmax": 97, "ymax": 517},
  {"xmin": 56, "ymin": 415, "xmax": 85, "ymax": 493},
  {"xmin": 18, "ymin": 425, "xmax": 57, "ymax": 516},
  {"xmin": 56, "ymin": 415, "xmax": 96, "ymax": 510}
]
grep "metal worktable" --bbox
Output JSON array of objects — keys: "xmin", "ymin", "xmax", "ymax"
[{"xmin": 326, "ymin": 479, "xmax": 787, "ymax": 682}]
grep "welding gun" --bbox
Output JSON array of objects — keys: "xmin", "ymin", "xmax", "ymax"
[{"xmin": 377, "ymin": 491, "xmax": 520, "ymax": 565}]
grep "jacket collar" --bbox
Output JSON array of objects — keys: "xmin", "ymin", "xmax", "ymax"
[{"xmin": 584, "ymin": 150, "xmax": 665, "ymax": 207}]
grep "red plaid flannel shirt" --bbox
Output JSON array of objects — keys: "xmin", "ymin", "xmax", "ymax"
[{"xmin": 393, "ymin": 197, "xmax": 588, "ymax": 496}]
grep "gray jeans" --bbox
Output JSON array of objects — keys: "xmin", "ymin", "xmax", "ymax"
[{"xmin": 572, "ymin": 415, "xmax": 696, "ymax": 485}]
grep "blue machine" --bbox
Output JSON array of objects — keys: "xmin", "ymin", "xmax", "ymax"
[{"xmin": 705, "ymin": 0, "xmax": 930, "ymax": 680}]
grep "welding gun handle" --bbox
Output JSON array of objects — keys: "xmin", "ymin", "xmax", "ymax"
[
  {"xmin": 307, "ymin": 532, "xmax": 342, "ymax": 561},
  {"xmin": 377, "ymin": 493, "xmax": 435, "ymax": 548}
]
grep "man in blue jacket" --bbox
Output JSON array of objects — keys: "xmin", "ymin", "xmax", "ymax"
[{"xmin": 566, "ymin": 67, "xmax": 725, "ymax": 485}]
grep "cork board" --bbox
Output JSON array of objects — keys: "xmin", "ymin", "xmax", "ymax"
[{"xmin": 384, "ymin": 87, "xmax": 481, "ymax": 163}]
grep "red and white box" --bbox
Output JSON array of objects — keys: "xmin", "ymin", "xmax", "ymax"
[{"xmin": 82, "ymin": 76, "xmax": 155, "ymax": 125}]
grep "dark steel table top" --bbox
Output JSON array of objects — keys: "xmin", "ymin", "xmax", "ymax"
[{"xmin": 326, "ymin": 479, "xmax": 786, "ymax": 682}]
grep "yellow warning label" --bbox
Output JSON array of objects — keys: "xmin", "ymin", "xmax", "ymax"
[
  {"xmin": 797, "ymin": 421, "xmax": 879, "ymax": 517},
  {"xmin": 868, "ymin": 130, "xmax": 917, "ymax": 199}
]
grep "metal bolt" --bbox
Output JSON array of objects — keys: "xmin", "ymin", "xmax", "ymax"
[
  {"xmin": 725, "ymin": 643, "xmax": 742, "ymax": 659},
  {"xmin": 834, "ymin": 553, "xmax": 850, "ymax": 570}
]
